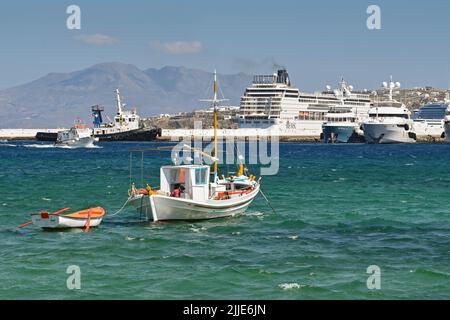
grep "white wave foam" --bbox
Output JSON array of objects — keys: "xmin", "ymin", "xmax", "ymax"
[
  {"xmin": 278, "ymin": 283, "xmax": 305, "ymax": 290},
  {"xmin": 23, "ymin": 144, "xmax": 56, "ymax": 149},
  {"xmin": 190, "ymin": 226, "xmax": 207, "ymax": 233},
  {"xmin": 24, "ymin": 143, "xmax": 102, "ymax": 149},
  {"xmin": 243, "ymin": 211, "xmax": 264, "ymax": 217},
  {"xmin": 0, "ymin": 143, "xmax": 17, "ymax": 147}
]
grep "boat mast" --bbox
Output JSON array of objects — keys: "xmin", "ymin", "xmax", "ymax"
[
  {"xmin": 213, "ymin": 70, "xmax": 218, "ymax": 176},
  {"xmin": 200, "ymin": 70, "xmax": 227, "ymax": 180},
  {"xmin": 388, "ymin": 75, "xmax": 393, "ymax": 102}
]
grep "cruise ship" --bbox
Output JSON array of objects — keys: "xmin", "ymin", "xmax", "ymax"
[{"xmin": 237, "ymin": 69, "xmax": 372, "ymax": 137}]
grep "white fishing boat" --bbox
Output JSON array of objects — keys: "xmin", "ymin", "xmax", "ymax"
[
  {"xmin": 127, "ymin": 71, "xmax": 261, "ymax": 221},
  {"xmin": 128, "ymin": 164, "xmax": 260, "ymax": 221},
  {"xmin": 55, "ymin": 123, "xmax": 97, "ymax": 148},
  {"xmin": 30, "ymin": 207, "xmax": 106, "ymax": 230}
]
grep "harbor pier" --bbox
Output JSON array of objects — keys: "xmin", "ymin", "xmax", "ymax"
[{"xmin": 158, "ymin": 128, "xmax": 320, "ymax": 142}]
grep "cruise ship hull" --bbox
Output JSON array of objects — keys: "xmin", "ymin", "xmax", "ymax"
[
  {"xmin": 322, "ymin": 124, "xmax": 364, "ymax": 143},
  {"xmin": 363, "ymin": 123, "xmax": 416, "ymax": 144}
]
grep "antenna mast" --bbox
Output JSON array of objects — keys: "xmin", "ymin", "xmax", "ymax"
[{"xmin": 116, "ymin": 88, "xmax": 123, "ymax": 115}]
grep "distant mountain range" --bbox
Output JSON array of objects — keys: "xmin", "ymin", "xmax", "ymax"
[{"xmin": 0, "ymin": 62, "xmax": 252, "ymax": 128}]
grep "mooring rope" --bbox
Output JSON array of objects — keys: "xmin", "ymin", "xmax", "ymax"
[
  {"xmin": 260, "ymin": 189, "xmax": 277, "ymax": 214},
  {"xmin": 109, "ymin": 197, "xmax": 133, "ymax": 217}
]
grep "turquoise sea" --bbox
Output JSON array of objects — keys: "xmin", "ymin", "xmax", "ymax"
[{"xmin": 0, "ymin": 141, "xmax": 449, "ymax": 299}]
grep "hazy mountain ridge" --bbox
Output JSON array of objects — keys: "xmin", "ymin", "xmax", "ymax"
[{"xmin": 0, "ymin": 62, "xmax": 252, "ymax": 128}]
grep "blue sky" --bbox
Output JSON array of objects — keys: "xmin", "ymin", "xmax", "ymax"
[{"xmin": 0, "ymin": 0, "xmax": 449, "ymax": 91}]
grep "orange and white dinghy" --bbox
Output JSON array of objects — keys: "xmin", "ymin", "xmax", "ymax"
[{"xmin": 31, "ymin": 207, "xmax": 106, "ymax": 230}]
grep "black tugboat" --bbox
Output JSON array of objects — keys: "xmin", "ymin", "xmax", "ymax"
[
  {"xmin": 91, "ymin": 89, "xmax": 161, "ymax": 141},
  {"xmin": 36, "ymin": 89, "xmax": 161, "ymax": 142}
]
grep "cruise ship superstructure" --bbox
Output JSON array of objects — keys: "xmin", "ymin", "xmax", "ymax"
[{"xmin": 238, "ymin": 69, "xmax": 372, "ymax": 137}]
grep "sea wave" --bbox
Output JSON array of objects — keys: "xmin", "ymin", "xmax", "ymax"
[
  {"xmin": 412, "ymin": 268, "xmax": 450, "ymax": 279},
  {"xmin": 23, "ymin": 143, "xmax": 102, "ymax": 149},
  {"xmin": 23, "ymin": 144, "xmax": 56, "ymax": 149}
]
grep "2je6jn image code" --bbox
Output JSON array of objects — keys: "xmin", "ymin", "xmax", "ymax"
[{"xmin": 182, "ymin": 303, "xmax": 267, "ymax": 318}]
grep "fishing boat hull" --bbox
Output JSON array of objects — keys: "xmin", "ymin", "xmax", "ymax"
[
  {"xmin": 55, "ymin": 136, "xmax": 97, "ymax": 148},
  {"xmin": 128, "ymin": 186, "xmax": 260, "ymax": 221},
  {"xmin": 31, "ymin": 207, "xmax": 105, "ymax": 229}
]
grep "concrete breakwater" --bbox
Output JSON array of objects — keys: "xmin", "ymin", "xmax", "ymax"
[
  {"xmin": 0, "ymin": 128, "xmax": 446, "ymax": 143},
  {"xmin": 158, "ymin": 128, "xmax": 320, "ymax": 142},
  {"xmin": 158, "ymin": 128, "xmax": 446, "ymax": 143}
]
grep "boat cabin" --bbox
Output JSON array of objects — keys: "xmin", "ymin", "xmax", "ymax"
[{"xmin": 160, "ymin": 165, "xmax": 210, "ymax": 201}]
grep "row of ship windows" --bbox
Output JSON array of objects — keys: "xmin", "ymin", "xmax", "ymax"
[
  {"xmin": 297, "ymin": 111, "xmax": 326, "ymax": 121},
  {"xmin": 241, "ymin": 120, "xmax": 276, "ymax": 124},
  {"xmin": 243, "ymin": 97, "xmax": 368, "ymax": 105},
  {"xmin": 326, "ymin": 118, "xmax": 356, "ymax": 123}
]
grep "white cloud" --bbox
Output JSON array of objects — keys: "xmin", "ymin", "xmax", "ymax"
[
  {"xmin": 75, "ymin": 34, "xmax": 119, "ymax": 46},
  {"xmin": 152, "ymin": 41, "xmax": 202, "ymax": 54}
]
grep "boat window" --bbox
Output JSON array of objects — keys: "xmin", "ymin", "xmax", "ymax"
[
  {"xmin": 195, "ymin": 168, "xmax": 208, "ymax": 185},
  {"xmin": 369, "ymin": 114, "xmax": 408, "ymax": 119}
]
